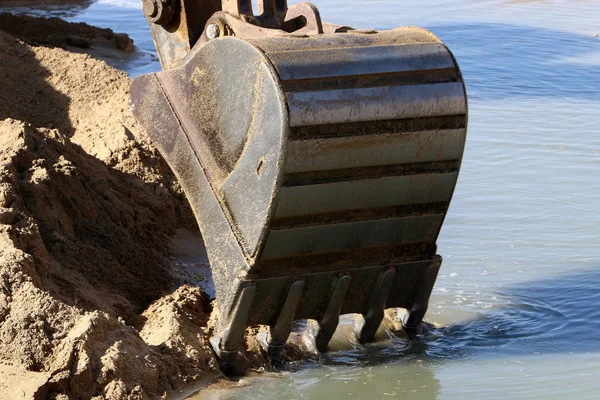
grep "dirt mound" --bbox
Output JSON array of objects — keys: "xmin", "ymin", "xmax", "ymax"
[
  {"xmin": 0, "ymin": 13, "xmax": 134, "ymax": 52},
  {"xmin": 0, "ymin": 25, "xmax": 221, "ymax": 398},
  {"xmin": 1, "ymin": 118, "xmax": 177, "ymax": 319},
  {"xmin": 0, "ymin": 27, "xmax": 192, "ymax": 317}
]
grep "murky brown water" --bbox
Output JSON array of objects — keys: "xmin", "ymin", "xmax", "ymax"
[{"xmin": 8, "ymin": 0, "xmax": 599, "ymax": 398}]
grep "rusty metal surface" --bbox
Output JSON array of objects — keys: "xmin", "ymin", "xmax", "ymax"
[
  {"xmin": 131, "ymin": 0, "xmax": 468, "ymax": 366},
  {"xmin": 146, "ymin": 0, "xmax": 325, "ymax": 69},
  {"xmin": 147, "ymin": 0, "xmax": 221, "ymax": 69}
]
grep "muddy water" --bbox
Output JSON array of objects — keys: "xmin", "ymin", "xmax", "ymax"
[{"xmin": 8, "ymin": 0, "xmax": 600, "ymax": 398}]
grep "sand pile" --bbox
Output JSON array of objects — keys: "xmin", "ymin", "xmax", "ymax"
[
  {"xmin": 0, "ymin": 22, "xmax": 223, "ymax": 399},
  {"xmin": 0, "ymin": 13, "xmax": 134, "ymax": 52}
]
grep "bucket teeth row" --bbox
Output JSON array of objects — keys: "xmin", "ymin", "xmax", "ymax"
[{"xmin": 214, "ymin": 262, "xmax": 441, "ymax": 357}]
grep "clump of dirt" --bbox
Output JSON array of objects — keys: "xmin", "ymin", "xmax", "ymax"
[{"xmin": 0, "ymin": 23, "xmax": 220, "ymax": 398}]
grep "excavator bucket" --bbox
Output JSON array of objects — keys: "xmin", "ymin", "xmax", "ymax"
[{"xmin": 131, "ymin": 0, "xmax": 467, "ymax": 363}]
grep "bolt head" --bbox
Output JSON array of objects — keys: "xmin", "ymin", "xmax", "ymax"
[
  {"xmin": 142, "ymin": 0, "xmax": 158, "ymax": 18},
  {"xmin": 206, "ymin": 24, "xmax": 220, "ymax": 40},
  {"xmin": 143, "ymin": 0, "xmax": 175, "ymax": 25}
]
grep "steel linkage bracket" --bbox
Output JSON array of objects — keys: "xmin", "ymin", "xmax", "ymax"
[{"xmin": 142, "ymin": 0, "xmax": 339, "ymax": 70}]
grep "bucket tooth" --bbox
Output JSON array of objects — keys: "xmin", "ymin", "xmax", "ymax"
[
  {"xmin": 268, "ymin": 279, "xmax": 305, "ymax": 357},
  {"xmin": 402, "ymin": 261, "xmax": 442, "ymax": 334},
  {"xmin": 356, "ymin": 268, "xmax": 396, "ymax": 344},
  {"xmin": 131, "ymin": 0, "xmax": 468, "ymax": 362},
  {"xmin": 218, "ymin": 284, "xmax": 257, "ymax": 355},
  {"xmin": 315, "ymin": 274, "xmax": 351, "ymax": 352}
]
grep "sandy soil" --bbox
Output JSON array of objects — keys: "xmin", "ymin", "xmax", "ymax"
[
  {"xmin": 0, "ymin": 15, "xmax": 225, "ymax": 399},
  {"xmin": 0, "ymin": 12, "xmax": 140, "ymax": 72}
]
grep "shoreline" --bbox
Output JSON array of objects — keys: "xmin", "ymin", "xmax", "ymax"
[{"xmin": 0, "ymin": 12, "xmax": 145, "ymax": 71}]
